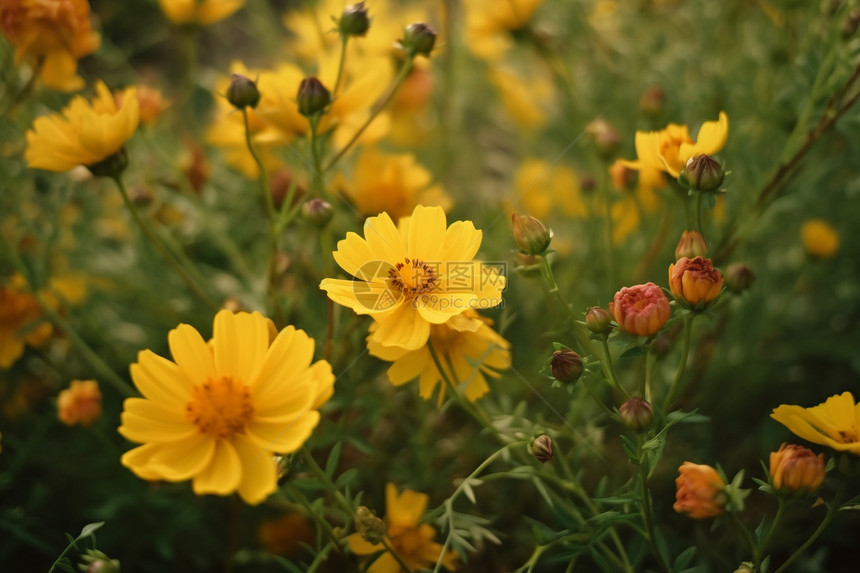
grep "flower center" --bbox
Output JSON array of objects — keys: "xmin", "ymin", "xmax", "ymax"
[
  {"xmin": 387, "ymin": 258, "xmax": 437, "ymax": 299},
  {"xmin": 185, "ymin": 376, "xmax": 254, "ymax": 439},
  {"xmin": 838, "ymin": 429, "xmax": 858, "ymax": 443},
  {"xmin": 389, "ymin": 525, "xmax": 424, "ymax": 561}
]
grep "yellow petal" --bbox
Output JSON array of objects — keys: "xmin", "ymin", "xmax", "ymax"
[
  {"xmin": 371, "ymin": 303, "xmax": 430, "ymax": 350},
  {"xmin": 233, "ymin": 433, "xmax": 278, "ymax": 504},
  {"xmin": 386, "ymin": 483, "xmax": 428, "ymax": 528},
  {"xmin": 131, "ymin": 349, "xmax": 191, "ymax": 406},
  {"xmin": 168, "ymin": 323, "xmax": 216, "ymax": 385},
  {"xmin": 133, "ymin": 433, "xmax": 216, "ymax": 481},
  {"xmin": 192, "ymin": 438, "xmax": 242, "ymax": 496},
  {"xmin": 346, "ymin": 532, "xmax": 384, "ymax": 555},
  {"xmin": 118, "ymin": 399, "xmax": 197, "ymax": 443},
  {"xmin": 407, "ymin": 205, "xmax": 446, "ymax": 262},
  {"xmin": 249, "ymin": 326, "xmax": 316, "ymax": 417},
  {"xmin": 213, "ymin": 310, "xmax": 268, "ymax": 383},
  {"xmin": 245, "ymin": 410, "xmax": 321, "ymax": 454}
]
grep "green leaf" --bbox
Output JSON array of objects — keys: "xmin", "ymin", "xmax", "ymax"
[
  {"xmin": 78, "ymin": 522, "xmax": 105, "ymax": 540},
  {"xmin": 325, "ymin": 442, "xmax": 343, "ymax": 478},
  {"xmin": 674, "ymin": 546, "xmax": 696, "ymax": 570}
]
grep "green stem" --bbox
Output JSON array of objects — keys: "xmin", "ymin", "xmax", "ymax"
[
  {"xmin": 663, "ymin": 313, "xmax": 694, "ymax": 412},
  {"xmin": 695, "ymin": 191, "xmax": 704, "ymax": 237},
  {"xmin": 644, "ymin": 348, "xmax": 657, "ymax": 403},
  {"xmin": 538, "ymin": 253, "xmax": 593, "ymax": 352},
  {"xmin": 333, "ymin": 36, "xmax": 349, "ymax": 97},
  {"xmin": 756, "ymin": 498, "xmax": 785, "ymax": 567},
  {"xmin": 381, "ymin": 538, "xmax": 416, "ymax": 573},
  {"xmin": 728, "ymin": 511, "xmax": 759, "ymax": 567},
  {"xmin": 638, "ymin": 435, "xmax": 671, "ymax": 573},
  {"xmin": 600, "ymin": 337, "xmax": 628, "ymax": 399},
  {"xmin": 299, "ymin": 447, "xmax": 354, "ymax": 516}
]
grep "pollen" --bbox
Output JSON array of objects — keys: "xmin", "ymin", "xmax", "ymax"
[
  {"xmin": 387, "ymin": 257, "xmax": 437, "ymax": 299},
  {"xmin": 185, "ymin": 376, "xmax": 254, "ymax": 439},
  {"xmin": 838, "ymin": 429, "xmax": 858, "ymax": 443}
]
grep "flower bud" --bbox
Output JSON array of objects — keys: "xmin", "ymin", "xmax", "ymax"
[
  {"xmin": 550, "ymin": 348, "xmax": 583, "ymax": 384},
  {"xmin": 679, "ymin": 153, "xmax": 724, "ymax": 191},
  {"xmin": 512, "ymin": 213, "xmax": 552, "ymax": 255},
  {"xmin": 297, "ymin": 76, "xmax": 331, "ymax": 117},
  {"xmin": 668, "ymin": 257, "xmax": 723, "ymax": 308},
  {"xmin": 733, "ymin": 563, "xmax": 755, "ymax": 573},
  {"xmin": 302, "ymin": 198, "xmax": 333, "ymax": 227},
  {"xmin": 639, "ymin": 85, "xmax": 665, "ymax": 117},
  {"xmin": 529, "ymin": 435, "xmax": 553, "ymax": 463},
  {"xmin": 338, "ymin": 2, "xmax": 370, "ymax": 37},
  {"xmin": 586, "ymin": 118, "xmax": 621, "ymax": 158},
  {"xmin": 619, "ymin": 397, "xmax": 653, "ymax": 431},
  {"xmin": 58, "ymin": 380, "xmax": 102, "ymax": 427},
  {"xmin": 354, "ymin": 506, "xmax": 386, "ymax": 545},
  {"xmin": 78, "ymin": 549, "xmax": 120, "ymax": 573},
  {"xmin": 226, "ymin": 73, "xmax": 261, "ymax": 110},
  {"xmin": 585, "ymin": 306, "xmax": 612, "ymax": 334},
  {"xmin": 674, "ymin": 230, "xmax": 707, "ymax": 260},
  {"xmin": 398, "ymin": 23, "xmax": 437, "ymax": 58},
  {"xmin": 673, "ymin": 462, "xmax": 726, "ymax": 519},
  {"xmin": 608, "ymin": 159, "xmax": 634, "ymax": 192},
  {"xmin": 769, "ymin": 443, "xmax": 826, "ymax": 495},
  {"xmin": 800, "ymin": 219, "xmax": 839, "ymax": 259},
  {"xmin": 724, "ymin": 262, "xmax": 755, "ymax": 294},
  {"xmin": 610, "ymin": 283, "xmax": 670, "ymax": 337}
]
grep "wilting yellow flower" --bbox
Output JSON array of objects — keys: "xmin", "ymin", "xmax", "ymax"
[
  {"xmin": 800, "ymin": 219, "xmax": 839, "ymax": 258},
  {"xmin": 26, "ymin": 81, "xmax": 139, "ymax": 172},
  {"xmin": 487, "ymin": 67, "xmax": 552, "ymax": 130},
  {"xmin": 515, "ymin": 158, "xmax": 586, "ymax": 220},
  {"xmin": 0, "ymin": 274, "xmax": 53, "ymax": 369},
  {"xmin": 623, "ymin": 112, "xmax": 728, "ymax": 178},
  {"xmin": 320, "ymin": 205, "xmax": 505, "ymax": 351},
  {"xmin": 368, "ymin": 311, "xmax": 510, "ymax": 406},
  {"xmin": 157, "ymin": 0, "xmax": 244, "ymax": 26},
  {"xmin": 673, "ymin": 462, "xmax": 726, "ymax": 519},
  {"xmin": 668, "ymin": 256, "xmax": 723, "ymax": 307},
  {"xmin": 119, "ymin": 310, "xmax": 334, "ymax": 504},
  {"xmin": 771, "ymin": 392, "xmax": 860, "ymax": 456},
  {"xmin": 465, "ymin": 0, "xmax": 543, "ymax": 61},
  {"xmin": 769, "ymin": 443, "xmax": 826, "ymax": 494},
  {"xmin": 346, "ymin": 483, "xmax": 458, "ymax": 572},
  {"xmin": 58, "ymin": 379, "xmax": 101, "ymax": 427},
  {"xmin": 340, "ymin": 149, "xmax": 451, "ymax": 219},
  {"xmin": 0, "ymin": 0, "xmax": 100, "ymax": 91}
]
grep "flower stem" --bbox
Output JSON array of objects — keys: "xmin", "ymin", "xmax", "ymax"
[
  {"xmin": 333, "ymin": 36, "xmax": 349, "ymax": 97},
  {"xmin": 728, "ymin": 511, "xmax": 759, "ymax": 566},
  {"xmin": 756, "ymin": 498, "xmax": 785, "ymax": 568},
  {"xmin": 663, "ymin": 313, "xmax": 694, "ymax": 412},
  {"xmin": 695, "ymin": 191, "xmax": 704, "ymax": 237},
  {"xmin": 299, "ymin": 446, "xmax": 354, "ymax": 516},
  {"xmin": 638, "ymin": 435, "xmax": 671, "ymax": 573},
  {"xmin": 599, "ymin": 337, "xmax": 629, "ymax": 400}
]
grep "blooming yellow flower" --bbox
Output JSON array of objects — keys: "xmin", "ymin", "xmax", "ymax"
[
  {"xmin": 346, "ymin": 483, "xmax": 458, "ymax": 572},
  {"xmin": 771, "ymin": 392, "xmax": 860, "ymax": 456},
  {"xmin": 465, "ymin": 0, "xmax": 543, "ymax": 61},
  {"xmin": 368, "ymin": 311, "xmax": 510, "ymax": 406},
  {"xmin": 800, "ymin": 219, "xmax": 839, "ymax": 258},
  {"xmin": 26, "ymin": 81, "xmax": 139, "ymax": 172},
  {"xmin": 157, "ymin": 0, "xmax": 244, "ymax": 26},
  {"xmin": 0, "ymin": 274, "xmax": 54, "ymax": 369},
  {"xmin": 487, "ymin": 67, "xmax": 552, "ymax": 131},
  {"xmin": 58, "ymin": 379, "xmax": 101, "ymax": 427},
  {"xmin": 0, "ymin": 0, "xmax": 100, "ymax": 91},
  {"xmin": 320, "ymin": 205, "xmax": 505, "ymax": 351},
  {"xmin": 119, "ymin": 310, "xmax": 334, "ymax": 504}
]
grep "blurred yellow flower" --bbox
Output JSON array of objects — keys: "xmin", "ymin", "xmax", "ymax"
[
  {"xmin": 465, "ymin": 0, "xmax": 542, "ymax": 61},
  {"xmin": 487, "ymin": 67, "xmax": 552, "ymax": 131},
  {"xmin": 368, "ymin": 311, "xmax": 510, "ymax": 406},
  {"xmin": 26, "ymin": 81, "xmax": 139, "ymax": 172},
  {"xmin": 0, "ymin": 274, "xmax": 54, "ymax": 369},
  {"xmin": 157, "ymin": 0, "xmax": 244, "ymax": 26},
  {"xmin": 339, "ymin": 149, "xmax": 451, "ymax": 219},
  {"xmin": 119, "ymin": 85, "xmax": 170, "ymax": 126},
  {"xmin": 771, "ymin": 392, "xmax": 860, "ymax": 456},
  {"xmin": 346, "ymin": 483, "xmax": 458, "ymax": 572},
  {"xmin": 515, "ymin": 158, "xmax": 586, "ymax": 219},
  {"xmin": 58, "ymin": 379, "xmax": 102, "ymax": 427},
  {"xmin": 119, "ymin": 310, "xmax": 334, "ymax": 505},
  {"xmin": 320, "ymin": 205, "xmax": 505, "ymax": 351},
  {"xmin": 0, "ymin": 0, "xmax": 100, "ymax": 91},
  {"xmin": 800, "ymin": 219, "xmax": 839, "ymax": 258}
]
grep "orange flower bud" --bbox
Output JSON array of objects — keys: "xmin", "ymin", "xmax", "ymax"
[
  {"xmin": 674, "ymin": 230, "xmax": 708, "ymax": 260},
  {"xmin": 673, "ymin": 462, "xmax": 726, "ymax": 519},
  {"xmin": 57, "ymin": 379, "xmax": 101, "ymax": 427},
  {"xmin": 668, "ymin": 257, "xmax": 723, "ymax": 307},
  {"xmin": 609, "ymin": 282, "xmax": 670, "ymax": 337},
  {"xmin": 769, "ymin": 443, "xmax": 825, "ymax": 494}
]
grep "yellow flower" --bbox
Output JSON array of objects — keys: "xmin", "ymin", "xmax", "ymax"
[
  {"xmin": 0, "ymin": 274, "xmax": 54, "ymax": 369},
  {"xmin": 515, "ymin": 158, "xmax": 586, "ymax": 220},
  {"xmin": 346, "ymin": 483, "xmax": 458, "ymax": 572},
  {"xmin": 465, "ymin": 0, "xmax": 543, "ymax": 61},
  {"xmin": 157, "ymin": 0, "xmax": 244, "ymax": 26},
  {"xmin": 320, "ymin": 205, "xmax": 505, "ymax": 351},
  {"xmin": 771, "ymin": 392, "xmax": 860, "ymax": 456},
  {"xmin": 26, "ymin": 81, "xmax": 139, "ymax": 172},
  {"xmin": 339, "ymin": 149, "xmax": 451, "ymax": 219},
  {"xmin": 623, "ymin": 111, "xmax": 728, "ymax": 178},
  {"xmin": 57, "ymin": 379, "xmax": 101, "ymax": 427},
  {"xmin": 487, "ymin": 67, "xmax": 552, "ymax": 131},
  {"xmin": 800, "ymin": 219, "xmax": 839, "ymax": 258},
  {"xmin": 368, "ymin": 311, "xmax": 510, "ymax": 406},
  {"xmin": 119, "ymin": 310, "xmax": 334, "ymax": 504},
  {"xmin": 0, "ymin": 0, "xmax": 100, "ymax": 91}
]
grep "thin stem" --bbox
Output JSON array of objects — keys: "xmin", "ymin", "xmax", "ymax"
[
  {"xmin": 599, "ymin": 337, "xmax": 629, "ymax": 399},
  {"xmin": 538, "ymin": 253, "xmax": 593, "ymax": 352},
  {"xmin": 756, "ymin": 498, "xmax": 785, "ymax": 567},
  {"xmin": 728, "ymin": 511, "xmax": 759, "ymax": 566},
  {"xmin": 663, "ymin": 313, "xmax": 694, "ymax": 412},
  {"xmin": 333, "ymin": 36, "xmax": 349, "ymax": 97},
  {"xmin": 381, "ymin": 538, "xmax": 416, "ymax": 573},
  {"xmin": 695, "ymin": 191, "xmax": 704, "ymax": 237},
  {"xmin": 299, "ymin": 447, "xmax": 354, "ymax": 516},
  {"xmin": 308, "ymin": 114, "xmax": 326, "ymax": 195},
  {"xmin": 644, "ymin": 348, "xmax": 656, "ymax": 402},
  {"xmin": 638, "ymin": 435, "xmax": 671, "ymax": 573}
]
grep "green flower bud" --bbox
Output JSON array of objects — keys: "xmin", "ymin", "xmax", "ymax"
[
  {"xmin": 338, "ymin": 2, "xmax": 370, "ymax": 37},
  {"xmin": 512, "ymin": 213, "xmax": 552, "ymax": 255},
  {"xmin": 550, "ymin": 348, "xmax": 583, "ymax": 384},
  {"xmin": 674, "ymin": 230, "xmax": 708, "ymax": 260},
  {"xmin": 354, "ymin": 506, "xmax": 386, "ymax": 545},
  {"xmin": 226, "ymin": 73, "xmax": 261, "ymax": 110},
  {"xmin": 528, "ymin": 435, "xmax": 553, "ymax": 463},
  {"xmin": 724, "ymin": 262, "xmax": 755, "ymax": 294},
  {"xmin": 680, "ymin": 153, "xmax": 724, "ymax": 192},
  {"xmin": 619, "ymin": 397, "xmax": 654, "ymax": 431},
  {"xmin": 585, "ymin": 306, "xmax": 612, "ymax": 334},
  {"xmin": 302, "ymin": 198, "xmax": 334, "ymax": 227},
  {"xmin": 297, "ymin": 76, "xmax": 331, "ymax": 117},
  {"xmin": 398, "ymin": 23, "xmax": 437, "ymax": 58}
]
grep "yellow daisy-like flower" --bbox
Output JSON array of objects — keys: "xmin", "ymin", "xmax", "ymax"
[
  {"xmin": 119, "ymin": 310, "xmax": 334, "ymax": 505},
  {"xmin": 368, "ymin": 311, "xmax": 510, "ymax": 406},
  {"xmin": 320, "ymin": 205, "xmax": 505, "ymax": 351},
  {"xmin": 26, "ymin": 81, "xmax": 139, "ymax": 172},
  {"xmin": 346, "ymin": 483, "xmax": 458, "ymax": 572},
  {"xmin": 515, "ymin": 158, "xmax": 586, "ymax": 220},
  {"xmin": 487, "ymin": 66, "xmax": 552, "ymax": 131},
  {"xmin": 800, "ymin": 219, "xmax": 839, "ymax": 259},
  {"xmin": 157, "ymin": 0, "xmax": 244, "ymax": 26},
  {"xmin": 771, "ymin": 392, "xmax": 860, "ymax": 456},
  {"xmin": 623, "ymin": 111, "xmax": 728, "ymax": 178},
  {"xmin": 465, "ymin": 0, "xmax": 543, "ymax": 61}
]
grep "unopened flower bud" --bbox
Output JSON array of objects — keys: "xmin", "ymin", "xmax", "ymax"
[
  {"xmin": 680, "ymin": 153, "xmax": 724, "ymax": 191},
  {"xmin": 769, "ymin": 443, "xmax": 826, "ymax": 495},
  {"xmin": 586, "ymin": 118, "xmax": 621, "ymax": 158},
  {"xmin": 724, "ymin": 262, "xmax": 755, "ymax": 294},
  {"xmin": 529, "ymin": 435, "xmax": 553, "ymax": 463},
  {"xmin": 674, "ymin": 230, "xmax": 708, "ymax": 260},
  {"xmin": 338, "ymin": 2, "xmax": 370, "ymax": 37},
  {"xmin": 79, "ymin": 549, "xmax": 120, "ymax": 573},
  {"xmin": 733, "ymin": 562, "xmax": 755, "ymax": 573},
  {"xmin": 354, "ymin": 506, "xmax": 386, "ymax": 545},
  {"xmin": 619, "ymin": 397, "xmax": 654, "ymax": 431},
  {"xmin": 639, "ymin": 85, "xmax": 665, "ymax": 117},
  {"xmin": 398, "ymin": 23, "xmax": 437, "ymax": 58},
  {"xmin": 297, "ymin": 76, "xmax": 331, "ymax": 117},
  {"xmin": 226, "ymin": 73, "xmax": 261, "ymax": 110},
  {"xmin": 302, "ymin": 198, "xmax": 333, "ymax": 227},
  {"xmin": 585, "ymin": 306, "xmax": 612, "ymax": 334},
  {"xmin": 669, "ymin": 257, "xmax": 723, "ymax": 308},
  {"xmin": 550, "ymin": 348, "xmax": 583, "ymax": 384},
  {"xmin": 608, "ymin": 159, "xmax": 634, "ymax": 191},
  {"xmin": 512, "ymin": 213, "xmax": 552, "ymax": 255}
]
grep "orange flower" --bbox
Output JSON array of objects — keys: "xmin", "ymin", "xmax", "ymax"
[
  {"xmin": 118, "ymin": 85, "xmax": 171, "ymax": 126},
  {"xmin": 668, "ymin": 257, "xmax": 723, "ymax": 307},
  {"xmin": 0, "ymin": 0, "xmax": 100, "ymax": 91},
  {"xmin": 57, "ymin": 379, "xmax": 102, "ymax": 427},
  {"xmin": 769, "ymin": 443, "xmax": 825, "ymax": 494},
  {"xmin": 609, "ymin": 282, "xmax": 670, "ymax": 337},
  {"xmin": 0, "ymin": 274, "xmax": 53, "ymax": 369},
  {"xmin": 673, "ymin": 462, "xmax": 726, "ymax": 519}
]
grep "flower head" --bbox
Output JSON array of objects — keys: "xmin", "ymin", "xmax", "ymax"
[
  {"xmin": 668, "ymin": 257, "xmax": 723, "ymax": 308},
  {"xmin": 801, "ymin": 219, "xmax": 839, "ymax": 258},
  {"xmin": 771, "ymin": 392, "xmax": 860, "ymax": 456},
  {"xmin": 58, "ymin": 379, "xmax": 102, "ymax": 427},
  {"xmin": 0, "ymin": 274, "xmax": 54, "ymax": 369},
  {"xmin": 769, "ymin": 443, "xmax": 826, "ymax": 494},
  {"xmin": 157, "ymin": 0, "xmax": 244, "ymax": 26},
  {"xmin": 26, "ymin": 81, "xmax": 139, "ymax": 172},
  {"xmin": 346, "ymin": 483, "xmax": 458, "ymax": 572},
  {"xmin": 0, "ymin": 0, "xmax": 100, "ymax": 91},
  {"xmin": 320, "ymin": 205, "xmax": 505, "ymax": 350},
  {"xmin": 119, "ymin": 310, "xmax": 334, "ymax": 504},
  {"xmin": 515, "ymin": 158, "xmax": 587, "ymax": 219},
  {"xmin": 610, "ymin": 282, "xmax": 670, "ymax": 337},
  {"xmin": 465, "ymin": 0, "xmax": 543, "ymax": 61},
  {"xmin": 673, "ymin": 462, "xmax": 726, "ymax": 519}
]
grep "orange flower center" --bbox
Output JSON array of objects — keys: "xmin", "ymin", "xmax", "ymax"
[
  {"xmin": 185, "ymin": 376, "xmax": 254, "ymax": 439},
  {"xmin": 389, "ymin": 525, "xmax": 425, "ymax": 563},
  {"xmin": 387, "ymin": 258, "xmax": 437, "ymax": 299}
]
